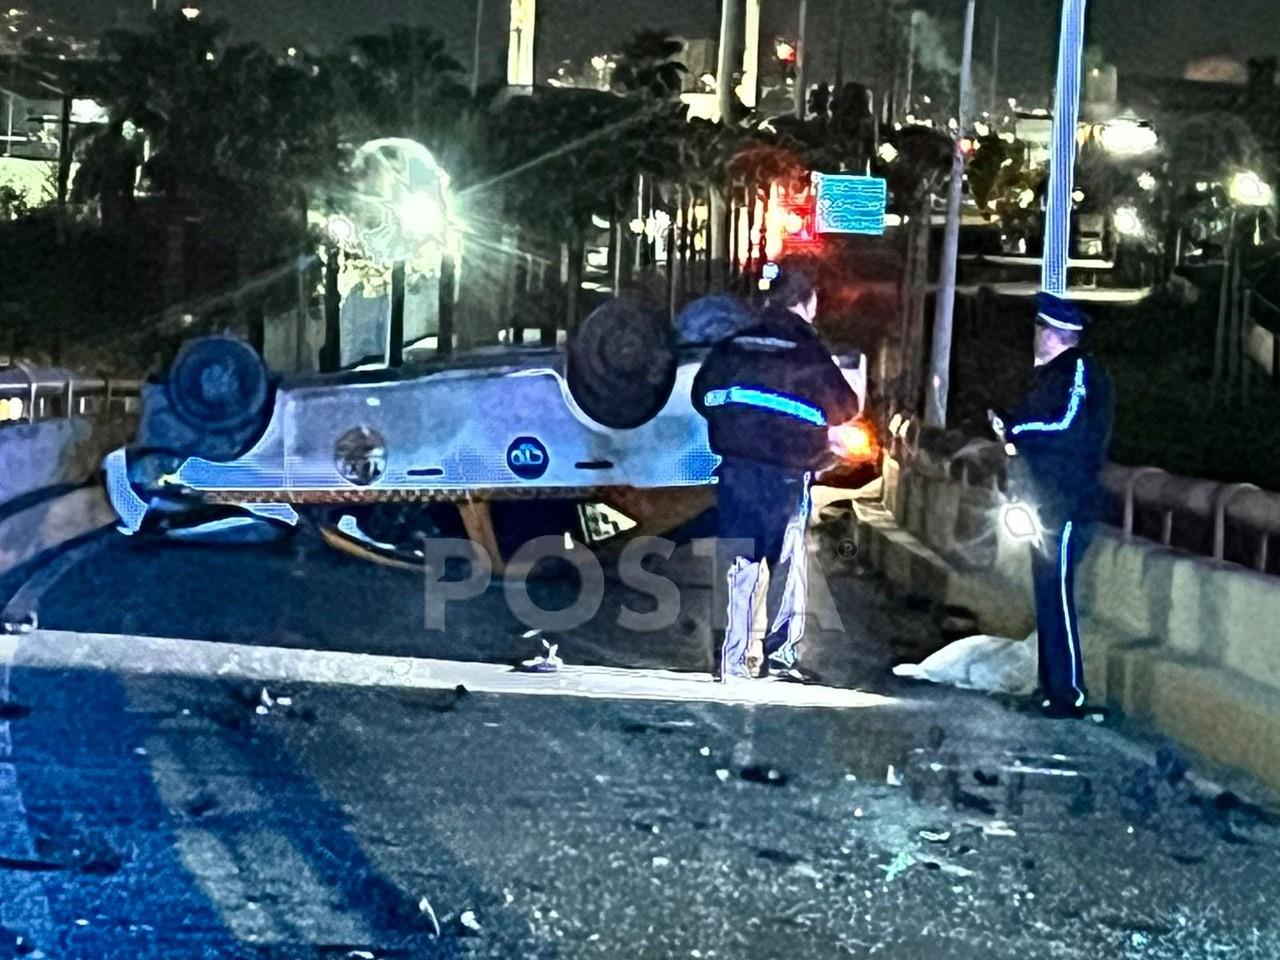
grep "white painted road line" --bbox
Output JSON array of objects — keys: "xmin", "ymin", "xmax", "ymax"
[{"xmin": 2, "ymin": 631, "xmax": 906, "ymax": 712}]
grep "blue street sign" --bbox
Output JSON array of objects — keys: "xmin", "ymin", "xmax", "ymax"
[{"xmin": 813, "ymin": 173, "xmax": 888, "ymax": 236}]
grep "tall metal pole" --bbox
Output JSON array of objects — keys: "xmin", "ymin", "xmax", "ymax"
[
  {"xmin": 793, "ymin": 0, "xmax": 808, "ymax": 118},
  {"xmin": 741, "ymin": 0, "xmax": 761, "ymax": 110},
  {"xmin": 924, "ymin": 0, "xmax": 976, "ymax": 427},
  {"xmin": 1042, "ymin": 0, "xmax": 1089, "ymax": 296},
  {"xmin": 903, "ymin": 11, "xmax": 918, "ymax": 117},
  {"xmin": 1212, "ymin": 209, "xmax": 1237, "ymax": 405},
  {"xmin": 712, "ymin": 0, "xmax": 741, "ymax": 268},
  {"xmin": 716, "ymin": 0, "xmax": 741, "ymax": 125},
  {"xmin": 470, "ymin": 0, "xmax": 485, "ymax": 97}
]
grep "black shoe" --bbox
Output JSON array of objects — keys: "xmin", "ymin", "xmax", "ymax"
[
  {"xmin": 767, "ymin": 661, "xmax": 819, "ymax": 684},
  {"xmin": 1040, "ymin": 699, "xmax": 1109, "ymax": 722}
]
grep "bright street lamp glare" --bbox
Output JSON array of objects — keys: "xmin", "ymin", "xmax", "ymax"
[
  {"xmin": 1137, "ymin": 171, "xmax": 1157, "ymax": 191},
  {"xmin": 326, "ymin": 214, "xmax": 355, "ymax": 245},
  {"xmin": 1113, "ymin": 205, "xmax": 1142, "ymax": 237},
  {"xmin": 1228, "ymin": 171, "xmax": 1275, "ymax": 208},
  {"xmin": 399, "ymin": 193, "xmax": 444, "ymax": 239}
]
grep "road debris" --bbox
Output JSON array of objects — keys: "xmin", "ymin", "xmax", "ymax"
[
  {"xmin": 459, "ymin": 909, "xmax": 482, "ymax": 935},
  {"xmin": 652, "ymin": 856, "xmax": 671, "ymax": 868},
  {"xmin": 739, "ymin": 765, "xmax": 788, "ymax": 786},
  {"xmin": 881, "ymin": 850, "xmax": 916, "ymax": 882},
  {"xmin": 980, "ymin": 821, "xmax": 1018, "ymax": 838},
  {"xmin": 417, "ymin": 895, "xmax": 440, "ymax": 938},
  {"xmin": 1, "ymin": 612, "xmax": 37, "ymax": 635},
  {"xmin": 715, "ymin": 769, "xmax": 730, "ymax": 782},
  {"xmin": 886, "ymin": 765, "xmax": 903, "ymax": 786},
  {"xmin": 918, "ymin": 830, "xmax": 951, "ymax": 844},
  {"xmin": 521, "ymin": 639, "xmax": 563, "ymax": 673}
]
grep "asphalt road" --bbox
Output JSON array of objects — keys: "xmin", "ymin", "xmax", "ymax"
[
  {"xmin": 4, "ymin": 514, "xmax": 941, "ymax": 684},
  {"xmin": 1, "ymin": 522, "xmax": 1279, "ymax": 958}
]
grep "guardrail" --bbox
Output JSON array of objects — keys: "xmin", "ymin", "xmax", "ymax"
[
  {"xmin": 886, "ymin": 415, "xmax": 1280, "ymax": 577},
  {"xmin": 0, "ymin": 364, "xmax": 141, "ymax": 427}
]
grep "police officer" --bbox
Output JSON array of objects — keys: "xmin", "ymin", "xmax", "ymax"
[
  {"xmin": 693, "ymin": 263, "xmax": 860, "ymax": 681},
  {"xmin": 992, "ymin": 292, "xmax": 1113, "ymax": 718}
]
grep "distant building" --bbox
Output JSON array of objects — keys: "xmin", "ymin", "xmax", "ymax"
[{"xmin": 1184, "ymin": 56, "xmax": 1249, "ymax": 86}]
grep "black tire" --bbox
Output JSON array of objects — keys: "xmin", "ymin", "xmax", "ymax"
[
  {"xmin": 164, "ymin": 336, "xmax": 274, "ymax": 462},
  {"xmin": 566, "ymin": 297, "xmax": 677, "ymax": 430},
  {"xmin": 167, "ymin": 336, "xmax": 271, "ymax": 433}
]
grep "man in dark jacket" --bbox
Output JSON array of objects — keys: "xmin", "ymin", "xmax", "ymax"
[
  {"xmin": 694, "ymin": 264, "xmax": 860, "ymax": 681},
  {"xmin": 993, "ymin": 292, "xmax": 1113, "ymax": 717}
]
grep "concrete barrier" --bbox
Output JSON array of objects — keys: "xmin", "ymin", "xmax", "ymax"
[
  {"xmin": 0, "ymin": 418, "xmax": 131, "ymax": 580},
  {"xmin": 854, "ymin": 456, "xmax": 1280, "ymax": 792}
]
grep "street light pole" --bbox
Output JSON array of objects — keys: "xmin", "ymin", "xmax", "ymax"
[
  {"xmin": 1042, "ymin": 0, "xmax": 1089, "ymax": 296},
  {"xmin": 924, "ymin": 0, "xmax": 976, "ymax": 427},
  {"xmin": 470, "ymin": 0, "xmax": 485, "ymax": 97}
]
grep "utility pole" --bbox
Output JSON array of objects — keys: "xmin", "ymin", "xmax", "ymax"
[
  {"xmin": 793, "ymin": 0, "xmax": 808, "ymax": 118},
  {"xmin": 1042, "ymin": 0, "xmax": 1089, "ymax": 296},
  {"xmin": 924, "ymin": 0, "xmax": 976, "ymax": 427}
]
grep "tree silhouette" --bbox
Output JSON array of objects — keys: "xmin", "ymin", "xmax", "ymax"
[{"xmin": 612, "ymin": 29, "xmax": 687, "ymax": 101}]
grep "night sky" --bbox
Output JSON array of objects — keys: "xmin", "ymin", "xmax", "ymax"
[{"xmin": 35, "ymin": 0, "xmax": 1280, "ymax": 91}]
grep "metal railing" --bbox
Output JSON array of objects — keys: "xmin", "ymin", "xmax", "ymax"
[
  {"xmin": 886, "ymin": 417, "xmax": 1280, "ymax": 577},
  {"xmin": 0, "ymin": 363, "xmax": 141, "ymax": 427}
]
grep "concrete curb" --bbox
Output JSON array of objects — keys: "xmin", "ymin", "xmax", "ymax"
[{"xmin": 0, "ymin": 629, "xmax": 901, "ymax": 712}]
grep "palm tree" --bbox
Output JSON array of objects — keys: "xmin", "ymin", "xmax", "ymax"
[
  {"xmin": 93, "ymin": 12, "xmax": 345, "ymax": 353},
  {"xmin": 492, "ymin": 89, "xmax": 658, "ymax": 332},
  {"xmin": 334, "ymin": 25, "xmax": 470, "ymax": 150},
  {"xmin": 612, "ymin": 29, "xmax": 688, "ymax": 101}
]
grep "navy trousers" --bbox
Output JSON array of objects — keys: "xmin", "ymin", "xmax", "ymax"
[
  {"xmin": 1030, "ymin": 518, "xmax": 1094, "ymax": 707},
  {"xmin": 715, "ymin": 458, "xmax": 811, "ymax": 677}
]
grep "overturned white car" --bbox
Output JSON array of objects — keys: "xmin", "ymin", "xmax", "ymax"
[{"xmin": 105, "ymin": 296, "xmax": 874, "ymax": 563}]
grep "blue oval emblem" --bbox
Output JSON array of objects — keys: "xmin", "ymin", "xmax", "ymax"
[{"xmin": 506, "ymin": 436, "xmax": 549, "ymax": 480}]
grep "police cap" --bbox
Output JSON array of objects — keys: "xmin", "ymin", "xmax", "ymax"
[{"xmin": 1034, "ymin": 291, "xmax": 1089, "ymax": 333}]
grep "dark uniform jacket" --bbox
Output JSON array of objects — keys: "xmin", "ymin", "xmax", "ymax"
[
  {"xmin": 693, "ymin": 306, "xmax": 860, "ymax": 471},
  {"xmin": 1007, "ymin": 347, "xmax": 1114, "ymax": 525}
]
